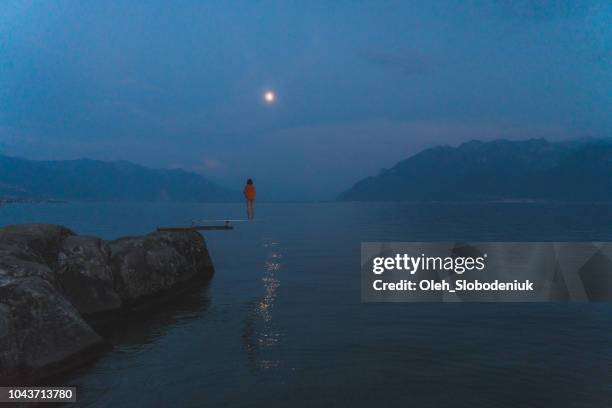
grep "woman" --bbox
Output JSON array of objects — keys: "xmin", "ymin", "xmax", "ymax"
[{"xmin": 243, "ymin": 178, "xmax": 256, "ymax": 220}]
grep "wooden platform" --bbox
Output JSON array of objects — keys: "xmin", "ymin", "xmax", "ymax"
[{"xmin": 157, "ymin": 224, "xmax": 234, "ymax": 232}]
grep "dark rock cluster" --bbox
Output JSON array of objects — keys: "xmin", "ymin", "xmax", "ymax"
[{"xmin": 0, "ymin": 224, "xmax": 214, "ymax": 385}]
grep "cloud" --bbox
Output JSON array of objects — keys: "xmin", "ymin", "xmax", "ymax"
[{"xmin": 202, "ymin": 157, "xmax": 224, "ymax": 171}]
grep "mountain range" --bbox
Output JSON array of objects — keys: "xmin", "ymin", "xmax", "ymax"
[
  {"xmin": 0, "ymin": 155, "xmax": 239, "ymax": 202},
  {"xmin": 338, "ymin": 138, "xmax": 612, "ymax": 202},
  {"xmin": 2, "ymin": 137, "xmax": 611, "ymax": 203}
]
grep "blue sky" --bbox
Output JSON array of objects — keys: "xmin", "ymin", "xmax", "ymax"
[{"xmin": 1, "ymin": 1, "xmax": 610, "ymax": 199}]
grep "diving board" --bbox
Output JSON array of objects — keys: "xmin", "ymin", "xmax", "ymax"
[
  {"xmin": 157, "ymin": 220, "xmax": 234, "ymax": 232},
  {"xmin": 157, "ymin": 225, "xmax": 233, "ymax": 232}
]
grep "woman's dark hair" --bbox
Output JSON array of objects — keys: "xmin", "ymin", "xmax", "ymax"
[{"xmin": 246, "ymin": 178, "xmax": 253, "ymax": 185}]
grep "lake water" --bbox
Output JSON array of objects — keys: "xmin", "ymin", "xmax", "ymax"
[{"xmin": 2, "ymin": 202, "xmax": 612, "ymax": 407}]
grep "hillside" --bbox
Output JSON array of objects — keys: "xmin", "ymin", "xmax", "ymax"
[
  {"xmin": 338, "ymin": 138, "xmax": 612, "ymax": 202},
  {"xmin": 0, "ymin": 156, "xmax": 239, "ymax": 202}
]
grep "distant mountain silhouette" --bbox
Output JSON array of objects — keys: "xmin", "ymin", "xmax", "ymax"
[
  {"xmin": 338, "ymin": 138, "xmax": 612, "ymax": 202},
  {"xmin": 0, "ymin": 156, "xmax": 239, "ymax": 202}
]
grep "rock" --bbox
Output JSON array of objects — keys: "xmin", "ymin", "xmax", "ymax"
[
  {"xmin": 0, "ymin": 223, "xmax": 214, "ymax": 384},
  {"xmin": 0, "ymin": 277, "xmax": 105, "ymax": 385},
  {"xmin": 0, "ymin": 247, "xmax": 56, "ymax": 283},
  {"xmin": 57, "ymin": 236, "xmax": 122, "ymax": 316},
  {"xmin": 0, "ymin": 224, "xmax": 73, "ymax": 267},
  {"xmin": 109, "ymin": 231, "xmax": 214, "ymax": 301},
  {"xmin": 0, "ymin": 224, "xmax": 72, "ymax": 285}
]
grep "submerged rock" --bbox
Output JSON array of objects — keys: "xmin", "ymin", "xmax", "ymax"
[{"xmin": 0, "ymin": 224, "xmax": 214, "ymax": 385}]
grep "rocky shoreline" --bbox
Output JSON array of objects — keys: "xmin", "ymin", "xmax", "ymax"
[{"xmin": 0, "ymin": 224, "xmax": 214, "ymax": 385}]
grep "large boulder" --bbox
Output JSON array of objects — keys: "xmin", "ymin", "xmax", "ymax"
[
  {"xmin": 109, "ymin": 231, "xmax": 214, "ymax": 301},
  {"xmin": 0, "ymin": 247, "xmax": 55, "ymax": 282},
  {"xmin": 0, "ymin": 224, "xmax": 72, "ymax": 285},
  {"xmin": 0, "ymin": 224, "xmax": 73, "ymax": 267},
  {"xmin": 0, "ymin": 276, "xmax": 106, "ymax": 385},
  {"xmin": 57, "ymin": 236, "xmax": 122, "ymax": 316},
  {"xmin": 0, "ymin": 224, "xmax": 214, "ymax": 385}
]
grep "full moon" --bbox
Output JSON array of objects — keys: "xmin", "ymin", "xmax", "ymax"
[{"xmin": 263, "ymin": 90, "xmax": 276, "ymax": 104}]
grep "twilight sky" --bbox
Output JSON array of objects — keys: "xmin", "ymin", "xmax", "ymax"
[{"xmin": 1, "ymin": 1, "xmax": 610, "ymax": 200}]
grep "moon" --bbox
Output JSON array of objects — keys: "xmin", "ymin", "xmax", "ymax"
[{"xmin": 263, "ymin": 90, "xmax": 276, "ymax": 104}]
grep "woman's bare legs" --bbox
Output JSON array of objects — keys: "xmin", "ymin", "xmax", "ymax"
[{"xmin": 246, "ymin": 200, "xmax": 255, "ymax": 220}]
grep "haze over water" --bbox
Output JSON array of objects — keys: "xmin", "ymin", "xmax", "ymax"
[{"xmin": 1, "ymin": 201, "xmax": 611, "ymax": 407}]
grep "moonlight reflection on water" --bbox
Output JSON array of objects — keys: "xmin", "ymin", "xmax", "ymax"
[{"xmin": 243, "ymin": 239, "xmax": 283, "ymax": 371}]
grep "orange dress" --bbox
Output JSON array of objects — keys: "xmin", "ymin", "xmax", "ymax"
[{"xmin": 244, "ymin": 184, "xmax": 256, "ymax": 201}]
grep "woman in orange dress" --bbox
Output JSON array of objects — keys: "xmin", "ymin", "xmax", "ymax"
[{"xmin": 243, "ymin": 178, "xmax": 256, "ymax": 220}]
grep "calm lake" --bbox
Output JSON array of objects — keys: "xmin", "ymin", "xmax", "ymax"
[{"xmin": 2, "ymin": 202, "xmax": 612, "ymax": 407}]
